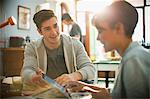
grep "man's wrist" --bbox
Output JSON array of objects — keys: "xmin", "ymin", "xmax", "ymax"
[{"xmin": 71, "ymin": 71, "xmax": 83, "ymax": 81}]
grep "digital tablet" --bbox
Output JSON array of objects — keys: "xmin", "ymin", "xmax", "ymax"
[{"xmin": 43, "ymin": 74, "xmax": 70, "ymax": 98}]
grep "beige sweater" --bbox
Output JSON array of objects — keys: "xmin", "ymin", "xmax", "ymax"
[{"xmin": 21, "ymin": 34, "xmax": 95, "ymax": 92}]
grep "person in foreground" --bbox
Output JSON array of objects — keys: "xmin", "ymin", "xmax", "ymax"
[
  {"xmin": 62, "ymin": 13, "xmax": 82, "ymax": 42},
  {"xmin": 21, "ymin": 9, "xmax": 95, "ymax": 95},
  {"xmin": 65, "ymin": 1, "xmax": 150, "ymax": 99}
]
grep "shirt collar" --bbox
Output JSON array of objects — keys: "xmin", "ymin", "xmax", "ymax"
[{"xmin": 122, "ymin": 41, "xmax": 140, "ymax": 58}]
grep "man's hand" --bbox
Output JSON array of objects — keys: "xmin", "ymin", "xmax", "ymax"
[
  {"xmin": 55, "ymin": 72, "xmax": 82, "ymax": 86},
  {"xmin": 31, "ymin": 68, "xmax": 47, "ymax": 87},
  {"xmin": 55, "ymin": 74, "xmax": 75, "ymax": 86},
  {"xmin": 65, "ymin": 81, "xmax": 111, "ymax": 99},
  {"xmin": 92, "ymin": 88, "xmax": 111, "ymax": 99},
  {"xmin": 65, "ymin": 81, "xmax": 85, "ymax": 93},
  {"xmin": 65, "ymin": 81, "xmax": 100, "ymax": 93}
]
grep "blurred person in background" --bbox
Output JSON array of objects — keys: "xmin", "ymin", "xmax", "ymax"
[{"xmin": 62, "ymin": 13, "xmax": 82, "ymax": 42}]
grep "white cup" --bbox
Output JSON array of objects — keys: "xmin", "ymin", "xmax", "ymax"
[{"xmin": 70, "ymin": 92, "xmax": 92, "ymax": 99}]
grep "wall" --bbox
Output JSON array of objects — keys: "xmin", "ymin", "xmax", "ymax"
[
  {"xmin": 0, "ymin": 0, "xmax": 57, "ymax": 76},
  {"xmin": 2, "ymin": 0, "xmax": 46, "ymax": 45},
  {"xmin": 0, "ymin": 0, "xmax": 4, "ymax": 76}
]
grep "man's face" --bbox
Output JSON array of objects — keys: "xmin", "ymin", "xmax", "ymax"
[
  {"xmin": 96, "ymin": 21, "xmax": 118, "ymax": 52},
  {"xmin": 39, "ymin": 17, "xmax": 60, "ymax": 44},
  {"xmin": 62, "ymin": 20, "xmax": 70, "ymax": 25}
]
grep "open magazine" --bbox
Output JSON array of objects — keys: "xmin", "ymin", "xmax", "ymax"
[{"xmin": 32, "ymin": 75, "xmax": 70, "ymax": 98}]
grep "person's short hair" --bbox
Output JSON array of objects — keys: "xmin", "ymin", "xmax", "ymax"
[
  {"xmin": 33, "ymin": 9, "xmax": 56, "ymax": 29},
  {"xmin": 93, "ymin": 1, "xmax": 138, "ymax": 38},
  {"xmin": 61, "ymin": 13, "xmax": 73, "ymax": 21}
]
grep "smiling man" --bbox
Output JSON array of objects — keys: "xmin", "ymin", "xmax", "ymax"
[{"xmin": 21, "ymin": 9, "xmax": 95, "ymax": 95}]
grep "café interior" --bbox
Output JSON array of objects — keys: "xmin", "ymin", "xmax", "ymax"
[{"xmin": 0, "ymin": 0, "xmax": 150, "ymax": 98}]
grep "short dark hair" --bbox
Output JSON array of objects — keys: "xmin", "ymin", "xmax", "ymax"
[
  {"xmin": 93, "ymin": 1, "xmax": 138, "ymax": 37},
  {"xmin": 61, "ymin": 13, "xmax": 72, "ymax": 21},
  {"xmin": 33, "ymin": 9, "xmax": 56, "ymax": 28}
]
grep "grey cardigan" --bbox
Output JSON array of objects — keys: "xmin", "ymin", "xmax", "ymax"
[{"xmin": 21, "ymin": 34, "xmax": 95, "ymax": 85}]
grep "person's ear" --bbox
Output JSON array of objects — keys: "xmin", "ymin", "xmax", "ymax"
[
  {"xmin": 37, "ymin": 28, "xmax": 43, "ymax": 35},
  {"xmin": 115, "ymin": 22, "xmax": 124, "ymax": 35}
]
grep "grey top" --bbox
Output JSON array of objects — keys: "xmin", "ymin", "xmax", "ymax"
[
  {"xmin": 111, "ymin": 42, "xmax": 150, "ymax": 98},
  {"xmin": 70, "ymin": 23, "xmax": 82, "ymax": 42},
  {"xmin": 45, "ymin": 36, "xmax": 68, "ymax": 79}
]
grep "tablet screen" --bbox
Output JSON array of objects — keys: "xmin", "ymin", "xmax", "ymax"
[{"xmin": 43, "ymin": 75, "xmax": 70, "ymax": 98}]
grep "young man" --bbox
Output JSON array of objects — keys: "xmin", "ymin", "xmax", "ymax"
[
  {"xmin": 21, "ymin": 10, "xmax": 95, "ymax": 95},
  {"xmin": 62, "ymin": 13, "xmax": 82, "ymax": 42},
  {"xmin": 65, "ymin": 1, "xmax": 150, "ymax": 99}
]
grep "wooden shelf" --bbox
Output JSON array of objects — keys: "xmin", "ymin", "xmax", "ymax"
[{"xmin": 1, "ymin": 47, "xmax": 24, "ymax": 51}]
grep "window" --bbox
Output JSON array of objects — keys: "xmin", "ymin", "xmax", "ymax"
[
  {"xmin": 145, "ymin": 6, "xmax": 150, "ymax": 44},
  {"xmin": 132, "ymin": 8, "xmax": 144, "ymax": 42},
  {"xmin": 127, "ymin": 0, "xmax": 150, "ymax": 47}
]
